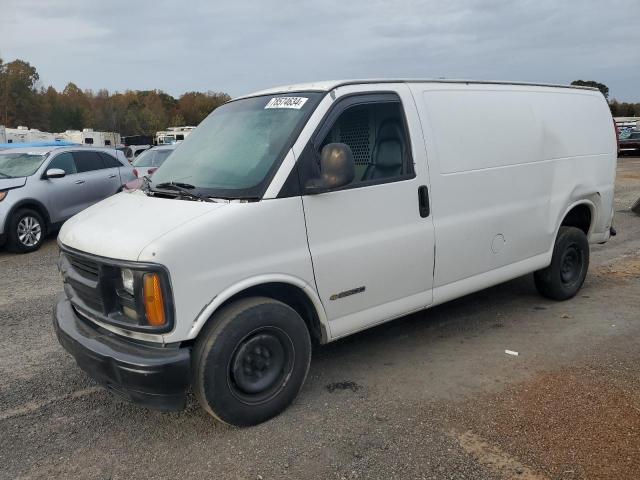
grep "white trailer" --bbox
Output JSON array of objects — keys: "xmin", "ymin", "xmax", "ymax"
[
  {"xmin": 59, "ymin": 128, "xmax": 121, "ymax": 147},
  {"xmin": 1, "ymin": 126, "xmax": 57, "ymax": 143},
  {"xmin": 614, "ymin": 117, "xmax": 640, "ymax": 131},
  {"xmin": 155, "ymin": 126, "xmax": 196, "ymax": 145}
]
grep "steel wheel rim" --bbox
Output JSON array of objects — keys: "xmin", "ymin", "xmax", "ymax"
[
  {"xmin": 228, "ymin": 327, "xmax": 295, "ymax": 405},
  {"xmin": 560, "ymin": 244, "xmax": 581, "ymax": 284},
  {"xmin": 17, "ymin": 216, "xmax": 42, "ymax": 247}
]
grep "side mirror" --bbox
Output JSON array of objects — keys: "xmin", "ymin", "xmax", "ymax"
[
  {"xmin": 45, "ymin": 168, "xmax": 66, "ymax": 179},
  {"xmin": 305, "ymin": 143, "xmax": 355, "ymax": 194}
]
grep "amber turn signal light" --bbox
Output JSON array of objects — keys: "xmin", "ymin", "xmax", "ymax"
[{"xmin": 143, "ymin": 273, "xmax": 166, "ymax": 327}]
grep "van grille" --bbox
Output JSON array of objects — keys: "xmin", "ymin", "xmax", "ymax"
[
  {"xmin": 67, "ymin": 255, "xmax": 100, "ymax": 281},
  {"xmin": 60, "ymin": 251, "xmax": 106, "ymax": 315}
]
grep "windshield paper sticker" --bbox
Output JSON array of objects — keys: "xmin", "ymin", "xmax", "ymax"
[{"xmin": 265, "ymin": 97, "xmax": 308, "ymax": 110}]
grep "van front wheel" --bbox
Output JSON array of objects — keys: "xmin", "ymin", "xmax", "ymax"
[
  {"xmin": 534, "ymin": 226, "xmax": 589, "ymax": 300},
  {"xmin": 192, "ymin": 297, "xmax": 311, "ymax": 426}
]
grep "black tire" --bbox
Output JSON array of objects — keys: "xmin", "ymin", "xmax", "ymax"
[
  {"xmin": 534, "ymin": 226, "xmax": 589, "ymax": 300},
  {"xmin": 6, "ymin": 208, "xmax": 46, "ymax": 253},
  {"xmin": 192, "ymin": 296, "xmax": 312, "ymax": 427}
]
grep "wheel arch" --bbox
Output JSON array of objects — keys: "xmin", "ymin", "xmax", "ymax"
[
  {"xmin": 558, "ymin": 199, "xmax": 596, "ymax": 238},
  {"xmin": 5, "ymin": 198, "xmax": 52, "ymax": 233},
  {"xmin": 188, "ymin": 275, "xmax": 331, "ymax": 344}
]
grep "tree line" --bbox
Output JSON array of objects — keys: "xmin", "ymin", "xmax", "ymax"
[
  {"xmin": 1, "ymin": 59, "xmax": 639, "ymax": 136},
  {"xmin": 569, "ymin": 80, "xmax": 640, "ymax": 117},
  {"xmin": 0, "ymin": 58, "xmax": 230, "ymax": 136}
]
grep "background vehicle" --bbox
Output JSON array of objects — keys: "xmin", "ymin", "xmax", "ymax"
[
  {"xmin": 0, "ymin": 146, "xmax": 135, "ymax": 252},
  {"xmin": 132, "ymin": 145, "xmax": 176, "ymax": 178},
  {"xmin": 619, "ymin": 130, "xmax": 640, "ymax": 154},
  {"xmin": 123, "ymin": 145, "xmax": 151, "ymax": 163},
  {"xmin": 0, "ymin": 140, "xmax": 79, "ymax": 150},
  {"xmin": 55, "ymin": 80, "xmax": 616, "ymax": 427},
  {"xmin": 155, "ymin": 126, "xmax": 196, "ymax": 145},
  {"xmin": 59, "ymin": 129, "xmax": 121, "ymax": 147},
  {"xmin": 122, "ymin": 135, "xmax": 155, "ymax": 147},
  {"xmin": 0, "ymin": 126, "xmax": 57, "ymax": 144}
]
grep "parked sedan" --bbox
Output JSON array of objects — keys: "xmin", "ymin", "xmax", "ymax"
[
  {"xmin": 619, "ymin": 130, "xmax": 640, "ymax": 154},
  {"xmin": 0, "ymin": 146, "xmax": 135, "ymax": 252},
  {"xmin": 132, "ymin": 145, "xmax": 176, "ymax": 178}
]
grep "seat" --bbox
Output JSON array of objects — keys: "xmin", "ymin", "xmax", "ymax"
[{"xmin": 362, "ymin": 120, "xmax": 405, "ymax": 181}]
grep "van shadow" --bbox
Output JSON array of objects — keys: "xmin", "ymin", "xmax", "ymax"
[{"xmin": 312, "ymin": 274, "xmax": 536, "ymax": 363}]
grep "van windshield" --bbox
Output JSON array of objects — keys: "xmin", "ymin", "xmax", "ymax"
[
  {"xmin": 150, "ymin": 92, "xmax": 322, "ymax": 199},
  {"xmin": 0, "ymin": 153, "xmax": 46, "ymax": 178}
]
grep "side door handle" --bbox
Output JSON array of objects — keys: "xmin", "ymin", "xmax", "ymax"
[
  {"xmin": 418, "ymin": 185, "xmax": 430, "ymax": 218},
  {"xmin": 74, "ymin": 179, "xmax": 85, "ymax": 185},
  {"xmin": 108, "ymin": 174, "xmax": 117, "ymax": 179}
]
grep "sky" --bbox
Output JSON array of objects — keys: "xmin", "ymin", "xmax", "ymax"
[{"xmin": 1, "ymin": 0, "xmax": 639, "ymax": 101}]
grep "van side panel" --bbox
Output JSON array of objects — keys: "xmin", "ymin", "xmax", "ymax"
[{"xmin": 410, "ymin": 84, "xmax": 616, "ymax": 293}]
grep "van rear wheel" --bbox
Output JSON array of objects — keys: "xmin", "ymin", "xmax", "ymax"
[
  {"xmin": 534, "ymin": 226, "xmax": 589, "ymax": 300},
  {"xmin": 192, "ymin": 297, "xmax": 311, "ymax": 426}
]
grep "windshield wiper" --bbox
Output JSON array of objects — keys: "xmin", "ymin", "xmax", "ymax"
[{"xmin": 153, "ymin": 181, "xmax": 214, "ymax": 203}]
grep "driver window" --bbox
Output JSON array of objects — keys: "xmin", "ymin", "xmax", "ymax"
[{"xmin": 319, "ymin": 101, "xmax": 412, "ymax": 184}]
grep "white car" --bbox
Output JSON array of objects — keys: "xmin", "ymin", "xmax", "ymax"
[
  {"xmin": 54, "ymin": 79, "xmax": 617, "ymax": 426},
  {"xmin": 132, "ymin": 145, "xmax": 176, "ymax": 178}
]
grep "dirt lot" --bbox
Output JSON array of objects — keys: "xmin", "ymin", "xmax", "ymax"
[{"xmin": 1, "ymin": 157, "xmax": 639, "ymax": 480}]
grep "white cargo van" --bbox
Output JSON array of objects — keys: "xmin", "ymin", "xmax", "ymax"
[{"xmin": 54, "ymin": 80, "xmax": 617, "ymax": 426}]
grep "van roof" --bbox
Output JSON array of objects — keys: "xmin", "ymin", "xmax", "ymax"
[{"xmin": 242, "ymin": 79, "xmax": 600, "ymax": 98}]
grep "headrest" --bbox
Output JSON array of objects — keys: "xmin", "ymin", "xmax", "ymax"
[{"xmin": 377, "ymin": 121, "xmax": 404, "ymax": 143}]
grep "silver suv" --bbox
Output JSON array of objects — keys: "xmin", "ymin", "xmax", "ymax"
[{"xmin": 0, "ymin": 146, "xmax": 135, "ymax": 253}]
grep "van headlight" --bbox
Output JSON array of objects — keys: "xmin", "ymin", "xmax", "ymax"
[
  {"xmin": 116, "ymin": 267, "xmax": 170, "ymax": 329},
  {"xmin": 121, "ymin": 268, "xmax": 135, "ymax": 295}
]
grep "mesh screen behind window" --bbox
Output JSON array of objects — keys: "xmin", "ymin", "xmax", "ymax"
[{"xmin": 338, "ymin": 106, "xmax": 372, "ymax": 166}]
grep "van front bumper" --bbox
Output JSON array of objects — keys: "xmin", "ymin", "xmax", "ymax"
[{"xmin": 53, "ymin": 297, "xmax": 191, "ymax": 411}]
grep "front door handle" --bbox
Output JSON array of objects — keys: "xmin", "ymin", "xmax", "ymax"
[
  {"xmin": 108, "ymin": 174, "xmax": 117, "ymax": 179},
  {"xmin": 418, "ymin": 185, "xmax": 430, "ymax": 218},
  {"xmin": 75, "ymin": 180, "xmax": 85, "ymax": 185}
]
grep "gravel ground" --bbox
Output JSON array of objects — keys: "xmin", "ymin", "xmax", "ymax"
[{"xmin": 0, "ymin": 157, "xmax": 638, "ymax": 480}]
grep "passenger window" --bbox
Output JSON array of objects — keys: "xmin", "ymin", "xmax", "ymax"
[
  {"xmin": 98, "ymin": 152, "xmax": 122, "ymax": 168},
  {"xmin": 72, "ymin": 151, "xmax": 106, "ymax": 172},
  {"xmin": 318, "ymin": 101, "xmax": 412, "ymax": 184},
  {"xmin": 48, "ymin": 152, "xmax": 77, "ymax": 175}
]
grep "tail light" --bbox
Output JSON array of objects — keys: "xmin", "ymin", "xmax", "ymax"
[
  {"xmin": 133, "ymin": 168, "xmax": 138, "ymax": 177},
  {"xmin": 148, "ymin": 168, "xmax": 157, "ymax": 175}
]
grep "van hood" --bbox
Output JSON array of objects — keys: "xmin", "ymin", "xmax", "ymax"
[
  {"xmin": 0, "ymin": 177, "xmax": 27, "ymax": 190},
  {"xmin": 59, "ymin": 190, "xmax": 227, "ymax": 260}
]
